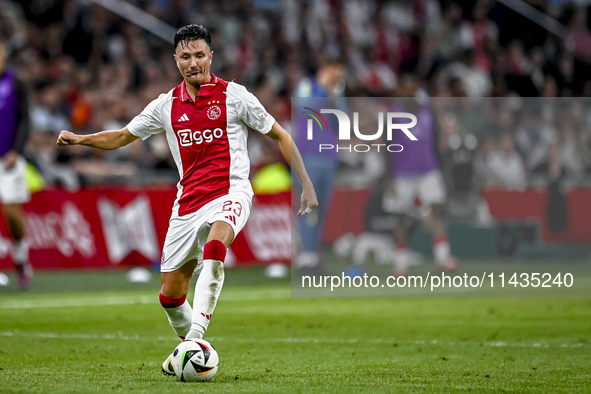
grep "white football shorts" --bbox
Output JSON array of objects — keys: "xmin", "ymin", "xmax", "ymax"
[
  {"xmin": 160, "ymin": 192, "xmax": 252, "ymax": 273},
  {"xmin": 0, "ymin": 155, "xmax": 30, "ymax": 205},
  {"xmin": 382, "ymin": 170, "xmax": 446, "ymax": 213}
]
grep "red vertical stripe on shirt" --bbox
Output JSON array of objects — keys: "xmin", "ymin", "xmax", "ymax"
[{"xmin": 170, "ymin": 79, "xmax": 231, "ymax": 215}]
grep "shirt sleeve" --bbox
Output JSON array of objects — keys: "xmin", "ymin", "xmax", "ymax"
[
  {"xmin": 230, "ymin": 83, "xmax": 275, "ymax": 134},
  {"xmin": 126, "ymin": 93, "xmax": 168, "ymax": 140}
]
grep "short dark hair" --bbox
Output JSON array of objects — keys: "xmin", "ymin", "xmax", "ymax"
[{"xmin": 173, "ymin": 24, "xmax": 212, "ymax": 52}]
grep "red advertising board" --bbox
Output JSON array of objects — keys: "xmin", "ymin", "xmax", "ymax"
[
  {"xmin": 482, "ymin": 189, "xmax": 591, "ymax": 243},
  {"xmin": 321, "ymin": 187, "xmax": 591, "ymax": 245},
  {"xmin": 0, "ymin": 188, "xmax": 291, "ymax": 270}
]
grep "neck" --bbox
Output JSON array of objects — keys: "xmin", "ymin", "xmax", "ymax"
[{"xmin": 185, "ymin": 73, "xmax": 212, "ymax": 101}]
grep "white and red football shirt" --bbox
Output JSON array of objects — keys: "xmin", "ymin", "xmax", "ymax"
[{"xmin": 127, "ymin": 74, "xmax": 275, "ymax": 216}]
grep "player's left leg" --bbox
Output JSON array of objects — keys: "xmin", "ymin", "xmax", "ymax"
[
  {"xmin": 418, "ymin": 170, "xmax": 459, "ymax": 271},
  {"xmin": 185, "ymin": 221, "xmax": 233, "ymax": 340},
  {"xmin": 1, "ymin": 203, "xmax": 32, "ymax": 290},
  {"xmin": 0, "ymin": 156, "xmax": 33, "ymax": 290},
  {"xmin": 159, "ymin": 222, "xmax": 232, "ymax": 375}
]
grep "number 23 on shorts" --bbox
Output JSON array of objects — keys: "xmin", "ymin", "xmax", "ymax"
[{"xmin": 222, "ymin": 200, "xmax": 243, "ymax": 217}]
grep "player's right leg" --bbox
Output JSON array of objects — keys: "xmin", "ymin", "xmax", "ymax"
[
  {"xmin": 159, "ymin": 260, "xmax": 196, "ymax": 375},
  {"xmin": 158, "ymin": 212, "xmax": 204, "ymax": 375},
  {"xmin": 382, "ymin": 177, "xmax": 417, "ymax": 276},
  {"xmin": 159, "ymin": 212, "xmax": 203, "ymax": 341},
  {"xmin": 160, "ymin": 260, "xmax": 197, "ymax": 339},
  {"xmin": 417, "ymin": 171, "xmax": 459, "ymax": 271}
]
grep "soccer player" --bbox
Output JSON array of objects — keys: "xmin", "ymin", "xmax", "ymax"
[
  {"xmin": 0, "ymin": 41, "xmax": 33, "ymax": 290},
  {"xmin": 383, "ymin": 76, "xmax": 458, "ymax": 276},
  {"xmin": 57, "ymin": 25, "xmax": 318, "ymax": 374}
]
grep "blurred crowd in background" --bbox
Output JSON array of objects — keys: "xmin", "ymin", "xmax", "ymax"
[{"xmin": 2, "ymin": 0, "xmax": 591, "ymax": 196}]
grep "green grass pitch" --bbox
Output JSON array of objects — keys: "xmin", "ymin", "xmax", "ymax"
[{"xmin": 0, "ymin": 267, "xmax": 589, "ymax": 393}]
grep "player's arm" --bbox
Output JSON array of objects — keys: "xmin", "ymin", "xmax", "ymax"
[
  {"xmin": 56, "ymin": 128, "xmax": 139, "ymax": 150},
  {"xmin": 266, "ymin": 121, "xmax": 318, "ymax": 216},
  {"xmin": 3, "ymin": 79, "xmax": 31, "ymax": 169}
]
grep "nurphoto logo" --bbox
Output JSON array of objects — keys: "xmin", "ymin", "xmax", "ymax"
[{"xmin": 303, "ymin": 107, "xmax": 418, "ymax": 153}]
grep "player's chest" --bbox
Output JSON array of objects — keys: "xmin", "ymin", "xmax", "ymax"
[{"xmin": 170, "ymin": 94, "xmax": 229, "ymax": 149}]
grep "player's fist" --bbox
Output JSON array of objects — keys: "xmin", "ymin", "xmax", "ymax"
[
  {"xmin": 56, "ymin": 130, "xmax": 80, "ymax": 146},
  {"xmin": 297, "ymin": 186, "xmax": 318, "ymax": 216}
]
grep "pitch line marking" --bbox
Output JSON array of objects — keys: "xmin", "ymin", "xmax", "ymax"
[
  {"xmin": 0, "ymin": 289, "xmax": 290, "ymax": 309},
  {"xmin": 0, "ymin": 330, "xmax": 588, "ymax": 349}
]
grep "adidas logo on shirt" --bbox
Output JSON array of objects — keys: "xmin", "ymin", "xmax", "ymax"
[{"xmin": 178, "ymin": 113, "xmax": 190, "ymax": 122}]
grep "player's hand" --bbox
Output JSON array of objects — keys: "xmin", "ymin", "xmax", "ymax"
[
  {"xmin": 297, "ymin": 186, "xmax": 318, "ymax": 216},
  {"xmin": 2, "ymin": 150, "xmax": 18, "ymax": 170},
  {"xmin": 57, "ymin": 130, "xmax": 81, "ymax": 146}
]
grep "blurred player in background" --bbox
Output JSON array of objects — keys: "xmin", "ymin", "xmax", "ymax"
[
  {"xmin": 293, "ymin": 62, "xmax": 345, "ymax": 270},
  {"xmin": 57, "ymin": 24, "xmax": 317, "ymax": 375},
  {"xmin": 0, "ymin": 41, "xmax": 33, "ymax": 290},
  {"xmin": 383, "ymin": 75, "xmax": 459, "ymax": 276}
]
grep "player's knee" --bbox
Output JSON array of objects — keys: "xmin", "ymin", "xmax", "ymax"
[
  {"xmin": 159, "ymin": 293, "xmax": 187, "ymax": 309},
  {"xmin": 430, "ymin": 203, "xmax": 444, "ymax": 218},
  {"xmin": 203, "ymin": 240, "xmax": 227, "ymax": 262}
]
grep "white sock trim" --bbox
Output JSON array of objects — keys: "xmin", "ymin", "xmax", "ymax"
[{"xmin": 14, "ymin": 240, "xmax": 29, "ymax": 266}]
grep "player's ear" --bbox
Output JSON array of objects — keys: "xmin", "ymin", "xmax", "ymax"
[{"xmin": 209, "ymin": 50, "xmax": 213, "ymax": 65}]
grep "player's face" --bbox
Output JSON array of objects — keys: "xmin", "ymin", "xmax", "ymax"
[{"xmin": 174, "ymin": 39, "xmax": 213, "ymax": 86}]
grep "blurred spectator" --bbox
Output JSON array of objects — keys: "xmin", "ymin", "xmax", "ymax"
[
  {"xmin": 504, "ymin": 41, "xmax": 539, "ymax": 96},
  {"xmin": 473, "ymin": 134, "xmax": 496, "ymax": 188},
  {"xmin": 334, "ymin": 98, "xmax": 386, "ymax": 189},
  {"xmin": 419, "ymin": 2, "xmax": 472, "ymax": 76},
  {"xmin": 543, "ymin": 142, "xmax": 570, "ymax": 233},
  {"xmin": 445, "ymin": 48, "xmax": 493, "ymax": 97},
  {"xmin": 30, "ymin": 83, "xmax": 71, "ymax": 134},
  {"xmin": 515, "ymin": 106, "xmax": 558, "ymax": 172},
  {"xmin": 565, "ymin": 6, "xmax": 591, "ymax": 65},
  {"xmin": 354, "ymin": 46, "xmax": 398, "ymax": 96},
  {"xmin": 466, "ymin": 1, "xmax": 498, "ymax": 73},
  {"xmin": 485, "ymin": 133, "xmax": 527, "ymax": 190}
]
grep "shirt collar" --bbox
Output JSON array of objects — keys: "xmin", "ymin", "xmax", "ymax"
[{"xmin": 180, "ymin": 74, "xmax": 218, "ymax": 102}]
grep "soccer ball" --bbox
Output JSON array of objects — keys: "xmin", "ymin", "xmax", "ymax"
[{"xmin": 171, "ymin": 339, "xmax": 219, "ymax": 382}]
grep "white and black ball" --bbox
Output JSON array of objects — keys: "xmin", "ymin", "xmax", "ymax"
[{"xmin": 171, "ymin": 339, "xmax": 219, "ymax": 382}]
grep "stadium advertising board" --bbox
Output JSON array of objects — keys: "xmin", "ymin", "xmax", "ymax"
[{"xmin": 0, "ymin": 188, "xmax": 291, "ymax": 269}]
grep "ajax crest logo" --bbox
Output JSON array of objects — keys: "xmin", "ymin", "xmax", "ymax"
[
  {"xmin": 303, "ymin": 107, "xmax": 418, "ymax": 152},
  {"xmin": 207, "ymin": 105, "xmax": 221, "ymax": 120}
]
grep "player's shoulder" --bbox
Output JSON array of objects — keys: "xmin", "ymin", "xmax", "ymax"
[
  {"xmin": 152, "ymin": 87, "xmax": 176, "ymax": 104},
  {"xmin": 144, "ymin": 87, "xmax": 177, "ymax": 112},
  {"xmin": 225, "ymin": 81, "xmax": 262, "ymax": 109},
  {"xmin": 225, "ymin": 80, "xmax": 250, "ymax": 97}
]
